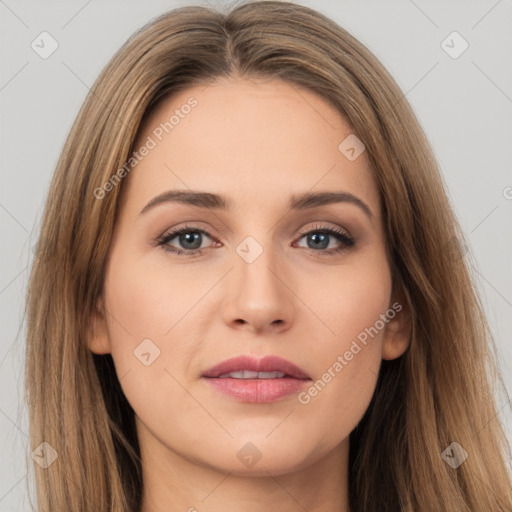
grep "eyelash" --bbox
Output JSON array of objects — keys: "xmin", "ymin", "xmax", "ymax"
[{"xmin": 156, "ymin": 223, "xmax": 355, "ymax": 258}]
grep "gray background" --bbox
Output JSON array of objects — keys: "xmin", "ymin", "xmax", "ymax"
[{"xmin": 1, "ymin": 0, "xmax": 511, "ymax": 509}]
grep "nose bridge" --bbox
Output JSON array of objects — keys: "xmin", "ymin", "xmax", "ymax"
[
  {"xmin": 229, "ymin": 205, "xmax": 280, "ymax": 268},
  {"xmin": 233, "ymin": 232, "xmax": 283, "ymax": 298}
]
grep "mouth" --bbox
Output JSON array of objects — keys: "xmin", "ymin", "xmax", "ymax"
[
  {"xmin": 202, "ymin": 355, "xmax": 311, "ymax": 403},
  {"xmin": 217, "ymin": 370, "xmax": 288, "ymax": 379}
]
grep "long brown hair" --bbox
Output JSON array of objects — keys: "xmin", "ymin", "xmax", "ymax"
[{"xmin": 25, "ymin": 1, "xmax": 512, "ymax": 510}]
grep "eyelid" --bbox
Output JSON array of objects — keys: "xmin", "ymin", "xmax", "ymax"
[{"xmin": 296, "ymin": 222, "xmax": 352, "ymax": 239}]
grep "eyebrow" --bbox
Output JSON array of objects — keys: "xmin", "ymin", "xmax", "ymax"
[{"xmin": 140, "ymin": 190, "xmax": 373, "ymax": 219}]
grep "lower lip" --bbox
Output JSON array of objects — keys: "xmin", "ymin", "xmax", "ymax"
[{"xmin": 203, "ymin": 377, "xmax": 310, "ymax": 403}]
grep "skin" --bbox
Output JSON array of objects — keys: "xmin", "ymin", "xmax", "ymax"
[{"xmin": 89, "ymin": 75, "xmax": 411, "ymax": 512}]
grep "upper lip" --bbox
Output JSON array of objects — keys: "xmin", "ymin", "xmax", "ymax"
[{"xmin": 202, "ymin": 355, "xmax": 311, "ymax": 379}]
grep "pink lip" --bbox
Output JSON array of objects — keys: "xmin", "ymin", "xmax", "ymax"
[
  {"xmin": 202, "ymin": 355, "xmax": 311, "ymax": 403},
  {"xmin": 202, "ymin": 355, "xmax": 310, "ymax": 379}
]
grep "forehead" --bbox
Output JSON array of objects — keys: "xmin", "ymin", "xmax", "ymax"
[{"xmin": 122, "ymin": 76, "xmax": 379, "ymax": 217}]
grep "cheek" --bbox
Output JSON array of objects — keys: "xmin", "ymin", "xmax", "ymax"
[
  {"xmin": 103, "ymin": 247, "xmax": 210, "ymax": 341},
  {"xmin": 101, "ymin": 249, "xmax": 208, "ymax": 436},
  {"xmin": 101, "ymin": 247, "xmax": 208, "ymax": 391},
  {"xmin": 294, "ymin": 251, "xmax": 391, "ymax": 435},
  {"xmin": 298, "ymin": 245, "xmax": 392, "ymax": 353}
]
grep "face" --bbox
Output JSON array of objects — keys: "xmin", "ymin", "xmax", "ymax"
[{"xmin": 89, "ymin": 75, "xmax": 410, "ymax": 477}]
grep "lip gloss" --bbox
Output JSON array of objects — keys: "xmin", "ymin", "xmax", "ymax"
[{"xmin": 204, "ymin": 376, "xmax": 309, "ymax": 403}]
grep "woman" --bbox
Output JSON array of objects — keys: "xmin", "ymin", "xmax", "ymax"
[{"xmin": 25, "ymin": 1, "xmax": 512, "ymax": 510}]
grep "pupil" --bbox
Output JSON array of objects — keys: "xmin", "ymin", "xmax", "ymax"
[
  {"xmin": 180, "ymin": 232, "xmax": 201, "ymax": 250},
  {"xmin": 309, "ymin": 233, "xmax": 328, "ymax": 250}
]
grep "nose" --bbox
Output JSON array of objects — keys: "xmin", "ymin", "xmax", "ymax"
[{"xmin": 222, "ymin": 244, "xmax": 295, "ymax": 335}]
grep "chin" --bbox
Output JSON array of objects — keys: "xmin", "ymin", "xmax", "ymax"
[{"xmin": 194, "ymin": 436, "xmax": 326, "ymax": 477}]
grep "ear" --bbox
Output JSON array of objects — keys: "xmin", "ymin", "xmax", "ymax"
[
  {"xmin": 88, "ymin": 296, "xmax": 112, "ymax": 354},
  {"xmin": 381, "ymin": 282, "xmax": 412, "ymax": 360}
]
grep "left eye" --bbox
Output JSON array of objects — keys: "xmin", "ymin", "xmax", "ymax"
[{"xmin": 295, "ymin": 230, "xmax": 353, "ymax": 251}]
